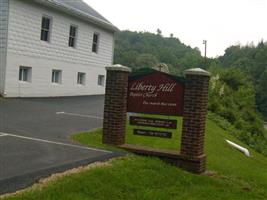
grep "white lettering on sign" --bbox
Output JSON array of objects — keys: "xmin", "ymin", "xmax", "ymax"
[
  {"xmin": 130, "ymin": 82, "xmax": 176, "ymax": 94},
  {"xmin": 157, "ymin": 83, "xmax": 176, "ymax": 92}
]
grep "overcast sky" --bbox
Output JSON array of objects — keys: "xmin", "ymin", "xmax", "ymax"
[{"xmin": 85, "ymin": 0, "xmax": 267, "ymax": 58}]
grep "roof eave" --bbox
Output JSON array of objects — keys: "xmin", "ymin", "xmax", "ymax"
[{"xmin": 34, "ymin": 0, "xmax": 119, "ymax": 32}]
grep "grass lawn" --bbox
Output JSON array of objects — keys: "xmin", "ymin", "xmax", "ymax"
[
  {"xmin": 125, "ymin": 113, "xmax": 183, "ymax": 151},
  {"xmin": 2, "ymin": 119, "xmax": 267, "ymax": 200}
]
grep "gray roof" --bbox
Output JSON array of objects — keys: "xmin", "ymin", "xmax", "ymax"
[
  {"xmin": 50, "ymin": 0, "xmax": 110, "ymax": 23},
  {"xmin": 35, "ymin": 0, "xmax": 117, "ymax": 31}
]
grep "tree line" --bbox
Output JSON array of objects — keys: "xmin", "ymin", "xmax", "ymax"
[
  {"xmin": 218, "ymin": 42, "xmax": 267, "ymax": 120},
  {"xmin": 114, "ymin": 30, "xmax": 266, "ymax": 119},
  {"xmin": 114, "ymin": 30, "xmax": 205, "ymax": 75}
]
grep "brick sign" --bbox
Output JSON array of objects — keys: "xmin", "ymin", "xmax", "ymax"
[
  {"xmin": 127, "ymin": 70, "xmax": 185, "ymax": 116},
  {"xmin": 103, "ymin": 65, "xmax": 210, "ymax": 174}
]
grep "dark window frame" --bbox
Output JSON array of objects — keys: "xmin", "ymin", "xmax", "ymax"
[
  {"xmin": 40, "ymin": 16, "xmax": 52, "ymax": 42},
  {"xmin": 69, "ymin": 25, "xmax": 78, "ymax": 48},
  {"xmin": 98, "ymin": 75, "xmax": 105, "ymax": 86},
  {"xmin": 77, "ymin": 72, "xmax": 86, "ymax": 85},
  {"xmin": 92, "ymin": 33, "xmax": 100, "ymax": 53},
  {"xmin": 52, "ymin": 70, "xmax": 62, "ymax": 84},
  {"xmin": 19, "ymin": 66, "xmax": 32, "ymax": 82}
]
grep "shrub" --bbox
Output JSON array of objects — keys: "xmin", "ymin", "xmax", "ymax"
[{"xmin": 208, "ymin": 67, "xmax": 267, "ymax": 156}]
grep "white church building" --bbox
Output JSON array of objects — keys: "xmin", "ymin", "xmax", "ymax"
[{"xmin": 0, "ymin": 0, "xmax": 117, "ymax": 97}]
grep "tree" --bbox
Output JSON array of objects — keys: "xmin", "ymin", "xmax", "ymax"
[
  {"xmin": 218, "ymin": 41, "xmax": 267, "ymax": 119},
  {"xmin": 135, "ymin": 53, "xmax": 159, "ymax": 68},
  {"xmin": 156, "ymin": 28, "xmax": 162, "ymax": 36},
  {"xmin": 114, "ymin": 30, "xmax": 202, "ymax": 73},
  {"xmin": 220, "ymin": 68, "xmax": 248, "ymax": 91},
  {"xmin": 256, "ymin": 69, "xmax": 267, "ymax": 119}
]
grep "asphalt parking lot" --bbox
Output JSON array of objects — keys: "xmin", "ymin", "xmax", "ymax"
[{"xmin": 0, "ymin": 95, "xmax": 120, "ymax": 194}]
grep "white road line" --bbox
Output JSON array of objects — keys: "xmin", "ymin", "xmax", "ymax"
[
  {"xmin": 0, "ymin": 132, "xmax": 111, "ymax": 153},
  {"xmin": 0, "ymin": 134, "xmax": 8, "ymax": 137},
  {"xmin": 56, "ymin": 111, "xmax": 103, "ymax": 120}
]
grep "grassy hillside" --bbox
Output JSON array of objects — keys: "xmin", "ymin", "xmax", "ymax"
[{"xmin": 2, "ymin": 119, "xmax": 267, "ymax": 200}]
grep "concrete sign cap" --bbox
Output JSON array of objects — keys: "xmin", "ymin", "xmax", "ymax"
[
  {"xmin": 106, "ymin": 64, "xmax": 132, "ymax": 72},
  {"xmin": 184, "ymin": 68, "xmax": 210, "ymax": 77}
]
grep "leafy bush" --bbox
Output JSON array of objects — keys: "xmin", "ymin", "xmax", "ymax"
[
  {"xmin": 219, "ymin": 42, "xmax": 267, "ymax": 119},
  {"xmin": 208, "ymin": 113, "xmax": 267, "ymax": 156},
  {"xmin": 208, "ymin": 67, "xmax": 267, "ymax": 156}
]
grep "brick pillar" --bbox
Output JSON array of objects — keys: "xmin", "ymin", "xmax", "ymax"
[
  {"xmin": 102, "ymin": 64, "xmax": 131, "ymax": 145},
  {"xmin": 180, "ymin": 68, "xmax": 210, "ymax": 173}
]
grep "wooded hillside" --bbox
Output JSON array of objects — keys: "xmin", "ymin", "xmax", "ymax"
[
  {"xmin": 114, "ymin": 30, "xmax": 205, "ymax": 74},
  {"xmin": 114, "ymin": 31, "xmax": 266, "ymax": 120},
  {"xmin": 218, "ymin": 42, "xmax": 267, "ymax": 119}
]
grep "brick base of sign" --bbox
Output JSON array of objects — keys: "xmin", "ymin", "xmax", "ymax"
[
  {"xmin": 103, "ymin": 67, "xmax": 210, "ymax": 174},
  {"xmin": 102, "ymin": 65, "xmax": 131, "ymax": 145},
  {"xmin": 177, "ymin": 154, "xmax": 206, "ymax": 174},
  {"xmin": 120, "ymin": 144, "xmax": 206, "ymax": 174}
]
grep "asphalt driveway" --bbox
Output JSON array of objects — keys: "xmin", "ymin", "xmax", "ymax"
[
  {"xmin": 0, "ymin": 95, "xmax": 120, "ymax": 194},
  {"xmin": 0, "ymin": 95, "xmax": 105, "ymax": 142}
]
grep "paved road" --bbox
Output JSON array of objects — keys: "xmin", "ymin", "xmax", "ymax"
[{"xmin": 0, "ymin": 96, "xmax": 120, "ymax": 194}]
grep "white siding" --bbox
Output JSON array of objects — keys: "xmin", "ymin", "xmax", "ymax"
[
  {"xmin": 5, "ymin": 0, "xmax": 114, "ymax": 97},
  {"xmin": 5, "ymin": 53, "xmax": 107, "ymax": 97},
  {"xmin": 0, "ymin": 0, "xmax": 9, "ymax": 94}
]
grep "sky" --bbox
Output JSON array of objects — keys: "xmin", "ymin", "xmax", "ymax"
[{"xmin": 85, "ymin": 0, "xmax": 267, "ymax": 58}]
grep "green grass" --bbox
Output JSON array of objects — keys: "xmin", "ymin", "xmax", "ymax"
[
  {"xmin": 73, "ymin": 113, "xmax": 183, "ymax": 152},
  {"xmin": 125, "ymin": 113, "xmax": 182, "ymax": 151},
  {"xmin": 2, "ymin": 119, "xmax": 267, "ymax": 200}
]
